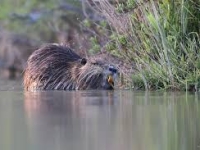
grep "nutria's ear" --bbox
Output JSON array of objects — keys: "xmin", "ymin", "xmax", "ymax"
[{"xmin": 80, "ymin": 58, "xmax": 87, "ymax": 65}]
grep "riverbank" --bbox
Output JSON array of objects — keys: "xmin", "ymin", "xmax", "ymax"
[{"xmin": 0, "ymin": 0, "xmax": 200, "ymax": 91}]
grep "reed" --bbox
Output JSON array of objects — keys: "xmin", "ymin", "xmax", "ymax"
[{"xmin": 93, "ymin": 0, "xmax": 200, "ymax": 91}]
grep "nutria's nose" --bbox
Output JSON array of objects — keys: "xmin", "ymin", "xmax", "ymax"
[{"xmin": 109, "ymin": 66, "xmax": 117, "ymax": 73}]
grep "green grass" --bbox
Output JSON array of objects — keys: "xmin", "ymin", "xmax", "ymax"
[{"xmin": 96, "ymin": 0, "xmax": 200, "ymax": 91}]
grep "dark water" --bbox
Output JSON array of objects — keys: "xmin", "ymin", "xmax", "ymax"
[{"xmin": 0, "ymin": 81, "xmax": 200, "ymax": 150}]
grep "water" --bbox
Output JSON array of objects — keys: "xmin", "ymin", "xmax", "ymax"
[{"xmin": 0, "ymin": 81, "xmax": 200, "ymax": 150}]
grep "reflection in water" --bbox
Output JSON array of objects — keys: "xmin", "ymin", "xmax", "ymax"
[
  {"xmin": 0, "ymin": 91, "xmax": 200, "ymax": 150},
  {"xmin": 24, "ymin": 91, "xmax": 119, "ymax": 150}
]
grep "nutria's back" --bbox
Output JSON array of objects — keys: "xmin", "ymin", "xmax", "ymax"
[{"xmin": 24, "ymin": 44, "xmax": 118, "ymax": 91}]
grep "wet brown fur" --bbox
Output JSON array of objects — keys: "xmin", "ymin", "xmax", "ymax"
[{"xmin": 24, "ymin": 44, "xmax": 118, "ymax": 91}]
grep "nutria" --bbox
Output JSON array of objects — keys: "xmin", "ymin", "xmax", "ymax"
[{"xmin": 23, "ymin": 44, "xmax": 118, "ymax": 91}]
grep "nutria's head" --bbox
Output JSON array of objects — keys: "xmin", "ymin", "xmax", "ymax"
[
  {"xmin": 73, "ymin": 56, "xmax": 118, "ymax": 90},
  {"xmin": 24, "ymin": 44, "xmax": 118, "ymax": 91}
]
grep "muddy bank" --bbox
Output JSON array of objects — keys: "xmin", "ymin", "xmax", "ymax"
[{"xmin": 0, "ymin": 31, "xmax": 41, "ymax": 79}]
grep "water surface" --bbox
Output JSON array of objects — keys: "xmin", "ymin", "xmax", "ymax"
[{"xmin": 0, "ymin": 81, "xmax": 200, "ymax": 150}]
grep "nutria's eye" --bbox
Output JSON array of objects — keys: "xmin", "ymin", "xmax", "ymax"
[{"xmin": 81, "ymin": 58, "xmax": 87, "ymax": 65}]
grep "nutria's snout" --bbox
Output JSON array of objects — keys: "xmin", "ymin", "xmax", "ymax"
[{"xmin": 102, "ymin": 65, "xmax": 118, "ymax": 90}]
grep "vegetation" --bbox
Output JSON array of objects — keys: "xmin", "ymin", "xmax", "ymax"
[
  {"xmin": 90, "ymin": 0, "xmax": 200, "ymax": 91},
  {"xmin": 0, "ymin": 0, "xmax": 82, "ymax": 43}
]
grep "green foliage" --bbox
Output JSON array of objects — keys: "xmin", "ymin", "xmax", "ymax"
[
  {"xmin": 83, "ymin": 19, "xmax": 91, "ymax": 28},
  {"xmin": 0, "ymin": 0, "xmax": 82, "ymax": 41},
  {"xmin": 100, "ymin": 0, "xmax": 200, "ymax": 91},
  {"xmin": 89, "ymin": 36, "xmax": 101, "ymax": 54},
  {"xmin": 116, "ymin": 3, "xmax": 126, "ymax": 13},
  {"xmin": 116, "ymin": 0, "xmax": 136, "ymax": 12},
  {"xmin": 126, "ymin": 0, "xmax": 136, "ymax": 9}
]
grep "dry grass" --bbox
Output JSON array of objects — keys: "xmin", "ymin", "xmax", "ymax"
[{"xmin": 87, "ymin": 0, "xmax": 200, "ymax": 91}]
